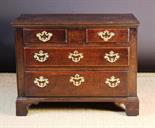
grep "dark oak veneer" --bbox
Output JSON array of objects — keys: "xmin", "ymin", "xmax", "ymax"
[
  {"xmin": 87, "ymin": 29, "xmax": 129, "ymax": 43},
  {"xmin": 24, "ymin": 47, "xmax": 129, "ymax": 67},
  {"xmin": 12, "ymin": 14, "xmax": 139, "ymax": 116},
  {"xmin": 25, "ymin": 71, "xmax": 128, "ymax": 97},
  {"xmin": 23, "ymin": 28, "xmax": 66, "ymax": 43}
]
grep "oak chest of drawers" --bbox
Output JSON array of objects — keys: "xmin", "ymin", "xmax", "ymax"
[{"xmin": 12, "ymin": 14, "xmax": 139, "ymax": 116}]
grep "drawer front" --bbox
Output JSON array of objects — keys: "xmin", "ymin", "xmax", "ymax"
[
  {"xmin": 23, "ymin": 29, "xmax": 66, "ymax": 43},
  {"xmin": 87, "ymin": 29, "xmax": 129, "ymax": 43},
  {"xmin": 25, "ymin": 71, "xmax": 128, "ymax": 96},
  {"xmin": 24, "ymin": 47, "xmax": 129, "ymax": 67}
]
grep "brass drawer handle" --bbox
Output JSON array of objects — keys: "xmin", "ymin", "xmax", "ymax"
[
  {"xmin": 98, "ymin": 30, "xmax": 115, "ymax": 41},
  {"xmin": 34, "ymin": 50, "xmax": 49, "ymax": 63},
  {"xmin": 34, "ymin": 76, "xmax": 49, "ymax": 88},
  {"xmin": 105, "ymin": 76, "xmax": 120, "ymax": 88},
  {"xmin": 36, "ymin": 31, "xmax": 53, "ymax": 42},
  {"xmin": 69, "ymin": 74, "xmax": 85, "ymax": 86},
  {"xmin": 104, "ymin": 51, "xmax": 120, "ymax": 63},
  {"xmin": 68, "ymin": 50, "xmax": 84, "ymax": 63}
]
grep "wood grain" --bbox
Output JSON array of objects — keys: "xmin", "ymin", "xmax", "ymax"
[
  {"xmin": 87, "ymin": 29, "xmax": 129, "ymax": 43},
  {"xmin": 24, "ymin": 47, "xmax": 129, "ymax": 67},
  {"xmin": 23, "ymin": 28, "xmax": 66, "ymax": 43},
  {"xmin": 12, "ymin": 14, "xmax": 139, "ymax": 116},
  {"xmin": 25, "ymin": 70, "xmax": 128, "ymax": 97}
]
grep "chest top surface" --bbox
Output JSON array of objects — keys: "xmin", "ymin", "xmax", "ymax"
[{"xmin": 12, "ymin": 14, "xmax": 139, "ymax": 27}]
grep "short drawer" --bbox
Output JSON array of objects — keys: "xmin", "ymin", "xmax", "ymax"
[
  {"xmin": 87, "ymin": 29, "xmax": 129, "ymax": 43},
  {"xmin": 24, "ymin": 47, "xmax": 129, "ymax": 67},
  {"xmin": 25, "ymin": 71, "xmax": 128, "ymax": 96},
  {"xmin": 23, "ymin": 28, "xmax": 66, "ymax": 43}
]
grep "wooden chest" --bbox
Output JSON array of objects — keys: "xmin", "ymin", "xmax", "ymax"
[{"xmin": 12, "ymin": 14, "xmax": 139, "ymax": 116}]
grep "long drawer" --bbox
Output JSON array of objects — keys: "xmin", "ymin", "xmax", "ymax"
[
  {"xmin": 24, "ymin": 47, "xmax": 129, "ymax": 67},
  {"xmin": 25, "ymin": 70, "xmax": 128, "ymax": 96}
]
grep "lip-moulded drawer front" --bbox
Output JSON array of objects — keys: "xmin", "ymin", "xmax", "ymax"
[
  {"xmin": 24, "ymin": 47, "xmax": 129, "ymax": 67},
  {"xmin": 87, "ymin": 29, "xmax": 129, "ymax": 43},
  {"xmin": 23, "ymin": 28, "xmax": 66, "ymax": 44},
  {"xmin": 25, "ymin": 71, "xmax": 128, "ymax": 97}
]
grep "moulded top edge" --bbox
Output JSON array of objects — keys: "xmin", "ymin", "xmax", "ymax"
[{"xmin": 11, "ymin": 14, "xmax": 140, "ymax": 27}]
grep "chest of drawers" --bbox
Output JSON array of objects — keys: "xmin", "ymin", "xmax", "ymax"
[{"xmin": 12, "ymin": 14, "xmax": 139, "ymax": 116}]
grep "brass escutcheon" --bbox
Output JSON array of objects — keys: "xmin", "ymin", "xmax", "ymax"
[
  {"xmin": 33, "ymin": 50, "xmax": 49, "ymax": 63},
  {"xmin": 104, "ymin": 50, "xmax": 120, "ymax": 63},
  {"xmin": 105, "ymin": 76, "xmax": 120, "ymax": 88},
  {"xmin": 68, "ymin": 50, "xmax": 84, "ymax": 63},
  {"xmin": 69, "ymin": 74, "xmax": 85, "ymax": 86},
  {"xmin": 34, "ymin": 76, "xmax": 49, "ymax": 88},
  {"xmin": 36, "ymin": 31, "xmax": 53, "ymax": 42},
  {"xmin": 98, "ymin": 30, "xmax": 115, "ymax": 41}
]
